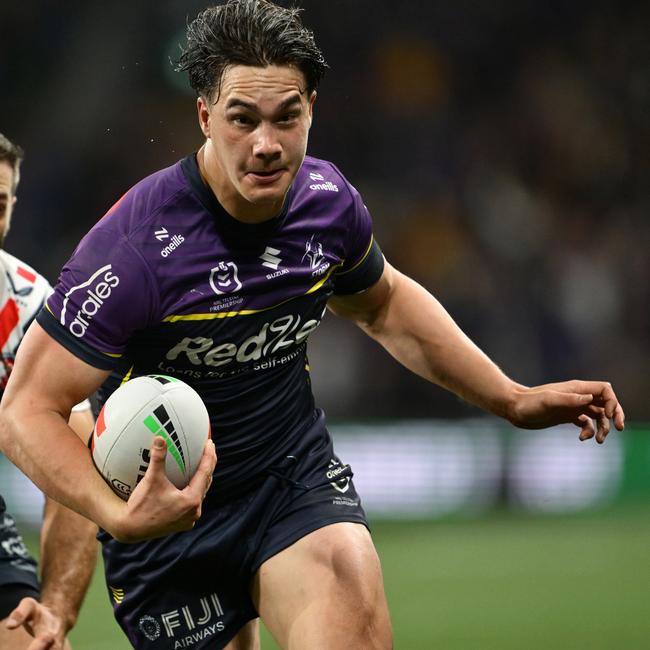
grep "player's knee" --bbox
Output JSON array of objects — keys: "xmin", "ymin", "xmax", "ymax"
[
  {"xmin": 329, "ymin": 525, "xmax": 380, "ymax": 588},
  {"xmin": 326, "ymin": 526, "xmax": 391, "ymax": 643}
]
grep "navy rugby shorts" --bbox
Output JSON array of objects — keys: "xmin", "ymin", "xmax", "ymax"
[
  {"xmin": 100, "ymin": 410, "xmax": 368, "ymax": 649},
  {"xmin": 0, "ymin": 503, "xmax": 40, "ymax": 619}
]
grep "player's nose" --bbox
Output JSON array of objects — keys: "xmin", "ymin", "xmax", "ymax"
[{"xmin": 252, "ymin": 123, "xmax": 282, "ymax": 159}]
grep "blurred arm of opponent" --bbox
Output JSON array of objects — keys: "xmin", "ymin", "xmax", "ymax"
[
  {"xmin": 0, "ymin": 322, "xmax": 216, "ymax": 543},
  {"xmin": 4, "ymin": 407, "xmax": 98, "ymax": 649},
  {"xmin": 328, "ymin": 261, "xmax": 625, "ymax": 441}
]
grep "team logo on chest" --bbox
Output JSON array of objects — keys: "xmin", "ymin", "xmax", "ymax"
[
  {"xmin": 209, "ymin": 261, "xmax": 242, "ymax": 295},
  {"xmin": 302, "ymin": 235, "xmax": 331, "ymax": 277}
]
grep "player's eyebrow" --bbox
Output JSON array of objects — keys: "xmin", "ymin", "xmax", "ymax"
[{"xmin": 225, "ymin": 94, "xmax": 303, "ymax": 113}]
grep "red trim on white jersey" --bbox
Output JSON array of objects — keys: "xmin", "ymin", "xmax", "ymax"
[{"xmin": 0, "ymin": 250, "xmax": 51, "ymax": 381}]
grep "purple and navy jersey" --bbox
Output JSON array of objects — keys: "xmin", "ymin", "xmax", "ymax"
[{"xmin": 37, "ymin": 154, "xmax": 383, "ymax": 497}]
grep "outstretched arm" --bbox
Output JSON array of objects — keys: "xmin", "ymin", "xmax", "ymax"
[{"xmin": 328, "ymin": 261, "xmax": 625, "ymax": 442}]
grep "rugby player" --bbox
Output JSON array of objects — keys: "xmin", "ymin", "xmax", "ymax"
[
  {"xmin": 0, "ymin": 133, "xmax": 97, "ymax": 649},
  {"xmin": 0, "ymin": 2, "xmax": 624, "ymax": 649}
]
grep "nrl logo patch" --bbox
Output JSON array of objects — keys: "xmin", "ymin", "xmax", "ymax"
[{"xmin": 209, "ymin": 261, "xmax": 242, "ymax": 296}]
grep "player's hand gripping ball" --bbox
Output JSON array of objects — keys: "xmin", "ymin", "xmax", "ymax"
[{"xmin": 92, "ymin": 375, "xmax": 211, "ymax": 499}]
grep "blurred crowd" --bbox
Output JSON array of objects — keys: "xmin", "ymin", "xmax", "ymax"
[{"xmin": 1, "ymin": 0, "xmax": 648, "ymax": 419}]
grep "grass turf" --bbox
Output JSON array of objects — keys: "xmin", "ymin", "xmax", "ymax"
[{"xmin": 25, "ymin": 502, "xmax": 650, "ymax": 649}]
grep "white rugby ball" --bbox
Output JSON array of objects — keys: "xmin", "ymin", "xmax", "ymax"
[{"xmin": 92, "ymin": 375, "xmax": 211, "ymax": 500}]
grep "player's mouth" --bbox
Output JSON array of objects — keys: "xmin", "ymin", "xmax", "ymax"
[{"xmin": 247, "ymin": 169, "xmax": 286, "ymax": 184}]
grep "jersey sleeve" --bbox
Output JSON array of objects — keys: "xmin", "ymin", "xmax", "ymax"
[
  {"xmin": 36, "ymin": 225, "xmax": 159, "ymax": 370},
  {"xmin": 332, "ymin": 179, "xmax": 385, "ymax": 295}
]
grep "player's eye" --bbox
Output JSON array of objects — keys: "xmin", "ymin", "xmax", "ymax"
[
  {"xmin": 277, "ymin": 112, "xmax": 299, "ymax": 124},
  {"xmin": 230, "ymin": 114, "xmax": 254, "ymax": 126}
]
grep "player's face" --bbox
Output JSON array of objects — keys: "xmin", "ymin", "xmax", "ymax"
[
  {"xmin": 198, "ymin": 64, "xmax": 315, "ymax": 223},
  {"xmin": 0, "ymin": 162, "xmax": 17, "ymax": 246}
]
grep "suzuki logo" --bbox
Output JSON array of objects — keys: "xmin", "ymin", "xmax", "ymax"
[
  {"xmin": 155, "ymin": 227, "xmax": 169, "ymax": 241},
  {"xmin": 209, "ymin": 261, "xmax": 242, "ymax": 295},
  {"xmin": 260, "ymin": 246, "xmax": 282, "ymax": 271}
]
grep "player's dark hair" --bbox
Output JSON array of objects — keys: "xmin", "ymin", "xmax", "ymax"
[
  {"xmin": 177, "ymin": 0, "xmax": 328, "ymax": 102},
  {"xmin": 0, "ymin": 133, "xmax": 24, "ymax": 194}
]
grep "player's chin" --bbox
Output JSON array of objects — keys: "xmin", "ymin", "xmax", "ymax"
[{"xmin": 245, "ymin": 181, "xmax": 290, "ymax": 204}]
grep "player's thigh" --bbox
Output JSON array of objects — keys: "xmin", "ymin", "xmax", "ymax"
[
  {"xmin": 0, "ymin": 622, "xmax": 72, "ymax": 650},
  {"xmin": 0, "ymin": 583, "xmax": 39, "ymax": 650},
  {"xmin": 0, "ymin": 620, "xmax": 33, "ymax": 650},
  {"xmin": 252, "ymin": 522, "xmax": 392, "ymax": 650},
  {"xmin": 223, "ymin": 618, "xmax": 260, "ymax": 650}
]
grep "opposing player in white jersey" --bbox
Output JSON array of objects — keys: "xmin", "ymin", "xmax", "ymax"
[
  {"xmin": 0, "ymin": 252, "xmax": 51, "ymax": 389},
  {"xmin": 0, "ymin": 132, "xmax": 98, "ymax": 650}
]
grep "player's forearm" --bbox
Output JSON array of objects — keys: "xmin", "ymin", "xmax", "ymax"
[
  {"xmin": 39, "ymin": 497, "xmax": 98, "ymax": 632},
  {"xmin": 361, "ymin": 271, "xmax": 522, "ymax": 419},
  {"xmin": 0, "ymin": 408, "xmax": 121, "ymax": 531}
]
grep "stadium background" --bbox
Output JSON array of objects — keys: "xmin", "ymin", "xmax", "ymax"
[{"xmin": 1, "ymin": 1, "xmax": 649, "ymax": 648}]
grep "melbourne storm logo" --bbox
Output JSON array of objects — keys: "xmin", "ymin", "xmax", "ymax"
[
  {"xmin": 302, "ymin": 235, "xmax": 324, "ymax": 269},
  {"xmin": 302, "ymin": 235, "xmax": 330, "ymax": 277}
]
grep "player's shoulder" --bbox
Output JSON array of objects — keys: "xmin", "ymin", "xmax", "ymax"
[
  {"xmin": 294, "ymin": 156, "xmax": 358, "ymax": 205},
  {"xmin": 0, "ymin": 249, "xmax": 50, "ymax": 292},
  {"xmin": 94, "ymin": 159, "xmax": 191, "ymax": 238}
]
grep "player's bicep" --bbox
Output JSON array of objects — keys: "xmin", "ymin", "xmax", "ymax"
[
  {"xmin": 3, "ymin": 321, "xmax": 109, "ymax": 418},
  {"xmin": 327, "ymin": 262, "xmax": 397, "ymax": 328}
]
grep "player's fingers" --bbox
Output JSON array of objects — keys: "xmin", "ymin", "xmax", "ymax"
[
  {"xmin": 562, "ymin": 392, "xmax": 593, "ymax": 408},
  {"xmin": 548, "ymin": 391, "xmax": 594, "ymax": 422},
  {"xmin": 595, "ymin": 410, "xmax": 611, "ymax": 444},
  {"xmin": 577, "ymin": 414, "xmax": 595, "ymax": 441},
  {"xmin": 5, "ymin": 597, "xmax": 39, "ymax": 627},
  {"xmin": 188, "ymin": 439, "xmax": 216, "ymax": 498},
  {"xmin": 148, "ymin": 435, "xmax": 168, "ymax": 471},
  {"xmin": 138, "ymin": 436, "xmax": 175, "ymax": 490},
  {"xmin": 202, "ymin": 438, "xmax": 217, "ymax": 472},
  {"xmin": 574, "ymin": 380, "xmax": 622, "ymax": 420},
  {"xmin": 598, "ymin": 381, "xmax": 619, "ymax": 419},
  {"xmin": 26, "ymin": 634, "xmax": 57, "ymax": 650},
  {"xmin": 535, "ymin": 390, "xmax": 591, "ymax": 411},
  {"xmin": 613, "ymin": 403, "xmax": 625, "ymax": 431}
]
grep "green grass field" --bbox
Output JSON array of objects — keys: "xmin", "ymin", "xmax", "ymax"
[{"xmin": 28, "ymin": 502, "xmax": 650, "ymax": 649}]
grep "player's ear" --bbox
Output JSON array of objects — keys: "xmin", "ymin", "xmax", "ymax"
[{"xmin": 197, "ymin": 96, "xmax": 211, "ymax": 138}]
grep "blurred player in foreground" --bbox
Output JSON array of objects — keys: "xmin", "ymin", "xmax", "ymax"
[
  {"xmin": 0, "ymin": 2, "xmax": 624, "ymax": 649},
  {"xmin": 0, "ymin": 133, "xmax": 97, "ymax": 649}
]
